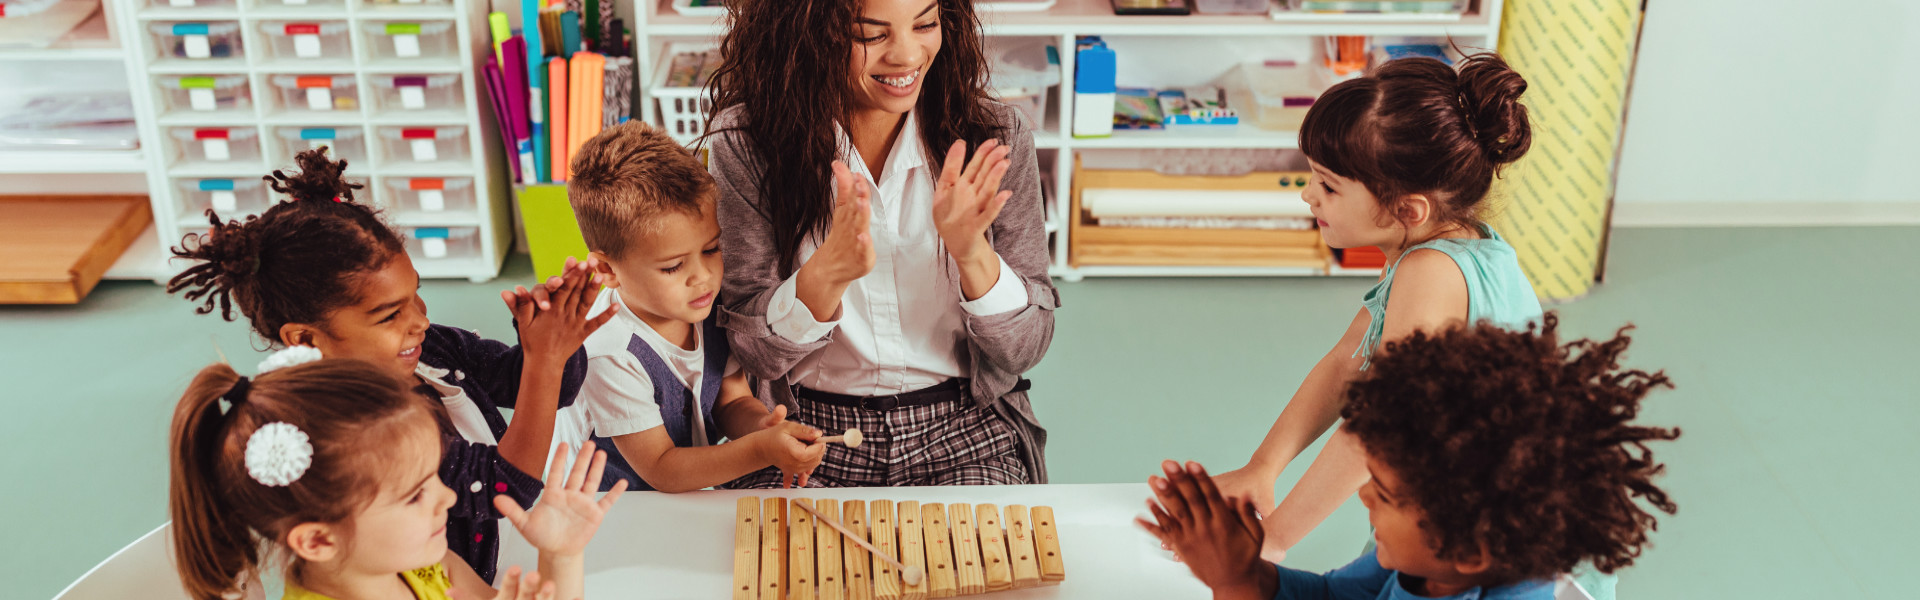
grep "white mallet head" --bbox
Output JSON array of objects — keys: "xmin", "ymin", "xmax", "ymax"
[
  {"xmin": 903, "ymin": 565, "xmax": 926, "ymax": 586},
  {"xmin": 842, "ymin": 428, "xmax": 864, "ymax": 448}
]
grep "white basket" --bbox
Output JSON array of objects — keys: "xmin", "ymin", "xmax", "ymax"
[{"xmin": 650, "ymin": 42, "xmax": 718, "ymax": 144}]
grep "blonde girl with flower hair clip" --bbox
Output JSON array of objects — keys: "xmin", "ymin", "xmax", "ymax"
[{"xmin": 169, "ymin": 348, "xmax": 629, "ymax": 600}]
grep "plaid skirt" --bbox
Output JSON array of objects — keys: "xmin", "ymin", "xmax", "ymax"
[{"xmin": 723, "ymin": 396, "xmax": 1030, "ymax": 488}]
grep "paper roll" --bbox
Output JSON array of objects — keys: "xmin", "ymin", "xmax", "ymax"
[
  {"xmin": 1488, "ymin": 0, "xmax": 1641, "ymax": 301},
  {"xmin": 1082, "ymin": 188, "xmax": 1312, "ymax": 219}
]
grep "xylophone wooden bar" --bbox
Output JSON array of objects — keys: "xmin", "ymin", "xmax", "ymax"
[
  {"xmin": 736, "ymin": 498, "xmax": 761, "ymax": 600},
  {"xmin": 1003, "ymin": 505, "xmax": 1041, "ymax": 589},
  {"xmin": 817, "ymin": 499, "xmax": 845, "ymax": 600},
  {"xmin": 734, "ymin": 498, "xmax": 1063, "ymax": 600},
  {"xmin": 948, "ymin": 503, "xmax": 986, "ymax": 596}
]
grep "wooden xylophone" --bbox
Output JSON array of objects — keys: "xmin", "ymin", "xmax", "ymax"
[{"xmin": 733, "ymin": 497, "xmax": 1066, "ymax": 600}]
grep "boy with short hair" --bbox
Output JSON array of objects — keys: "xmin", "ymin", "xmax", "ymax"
[{"xmin": 561, "ymin": 122, "xmax": 823, "ymax": 492}]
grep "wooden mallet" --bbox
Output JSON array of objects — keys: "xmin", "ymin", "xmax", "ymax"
[
  {"xmin": 820, "ymin": 428, "xmax": 863, "ymax": 448},
  {"xmin": 792, "ymin": 498, "xmax": 925, "ymax": 586}
]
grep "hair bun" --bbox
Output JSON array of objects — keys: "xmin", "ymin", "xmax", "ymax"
[
  {"xmin": 1454, "ymin": 53, "xmax": 1532, "ymax": 165},
  {"xmin": 266, "ymin": 148, "xmax": 364, "ymax": 205}
]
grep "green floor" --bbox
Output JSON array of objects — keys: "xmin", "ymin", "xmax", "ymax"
[{"xmin": 4, "ymin": 226, "xmax": 1915, "ymax": 599}]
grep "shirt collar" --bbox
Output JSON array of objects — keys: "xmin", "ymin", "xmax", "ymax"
[
  {"xmin": 833, "ymin": 110, "xmax": 927, "ymax": 184},
  {"xmin": 413, "ymin": 362, "xmax": 463, "ymax": 398}
]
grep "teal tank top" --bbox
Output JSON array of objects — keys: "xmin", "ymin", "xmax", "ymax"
[{"xmin": 1353, "ymin": 224, "xmax": 1544, "ymax": 368}]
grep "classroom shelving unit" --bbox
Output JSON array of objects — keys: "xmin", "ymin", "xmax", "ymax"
[
  {"xmin": 110, "ymin": 0, "xmax": 513, "ymax": 282},
  {"xmin": 633, "ymin": 0, "xmax": 1501, "ymax": 280}
]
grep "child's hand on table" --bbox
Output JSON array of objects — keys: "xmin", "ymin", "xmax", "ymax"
[
  {"xmin": 746, "ymin": 418, "xmax": 824, "ymax": 488},
  {"xmin": 505, "ymin": 259, "xmax": 614, "ymax": 367},
  {"xmin": 495, "ymin": 443, "xmax": 629, "ymax": 557},
  {"xmin": 1137, "ymin": 460, "xmax": 1277, "ymax": 600},
  {"xmin": 452, "ymin": 566, "xmax": 555, "ymax": 600}
]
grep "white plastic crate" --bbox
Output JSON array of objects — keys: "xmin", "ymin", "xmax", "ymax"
[
  {"xmin": 176, "ymin": 177, "xmax": 269, "ymax": 222},
  {"xmin": 257, "ymin": 21, "xmax": 352, "ymax": 62},
  {"xmin": 157, "ymin": 75, "xmax": 251, "ymax": 114},
  {"xmin": 360, "ymin": 21, "xmax": 456, "ymax": 61},
  {"xmin": 268, "ymin": 74, "xmax": 360, "ymax": 112},
  {"xmin": 274, "ymin": 126, "xmax": 366, "ymax": 163},
  {"xmin": 377, "ymin": 125, "xmax": 468, "ymax": 164},
  {"xmin": 404, "ymin": 226, "xmax": 479, "ymax": 260},
  {"xmin": 649, "ymin": 42, "xmax": 718, "ymax": 144},
  {"xmin": 148, "ymin": 22, "xmax": 243, "ymax": 61},
  {"xmin": 169, "ymin": 127, "xmax": 262, "ymax": 163},
  {"xmin": 988, "ymin": 39, "xmax": 1061, "ymax": 131},
  {"xmin": 369, "ymin": 74, "xmax": 462, "ymax": 112},
  {"xmin": 383, "ymin": 177, "xmax": 474, "ymax": 214}
]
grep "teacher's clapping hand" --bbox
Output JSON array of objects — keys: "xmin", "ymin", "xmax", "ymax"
[
  {"xmin": 932, "ymin": 139, "xmax": 1014, "ymax": 301},
  {"xmin": 795, "ymin": 160, "xmax": 878, "ymax": 322}
]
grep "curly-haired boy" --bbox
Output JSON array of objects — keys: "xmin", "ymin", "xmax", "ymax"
[{"xmin": 1141, "ymin": 315, "xmax": 1679, "ymax": 600}]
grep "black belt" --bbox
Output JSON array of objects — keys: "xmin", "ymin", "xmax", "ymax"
[{"xmin": 796, "ymin": 378, "xmax": 1032, "ymax": 412}]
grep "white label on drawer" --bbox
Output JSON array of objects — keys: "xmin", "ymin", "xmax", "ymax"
[
  {"xmin": 400, "ymin": 0, "xmax": 422, "ymax": 4},
  {"xmin": 394, "ymin": 34, "xmax": 421, "ymax": 58},
  {"xmin": 422, "ymin": 237, "xmax": 447, "ymax": 258},
  {"xmin": 399, "ymin": 86, "xmax": 427, "ymax": 109},
  {"xmin": 203, "ymin": 139, "xmax": 231, "ymax": 161},
  {"xmin": 211, "ymin": 190, "xmax": 238, "ymax": 213},
  {"xmin": 417, "ymin": 189, "xmax": 445, "ymax": 211},
  {"xmin": 307, "ymin": 88, "xmax": 333, "ymax": 111},
  {"xmin": 184, "ymin": 35, "xmax": 211, "ymax": 59},
  {"xmin": 308, "ymin": 138, "xmax": 332, "ymax": 151},
  {"xmin": 189, "ymin": 88, "xmax": 217, "ymax": 111},
  {"xmin": 170, "ymin": 0, "xmax": 194, "ymax": 6},
  {"xmin": 410, "ymin": 138, "xmax": 437, "ymax": 161},
  {"xmin": 294, "ymin": 34, "xmax": 321, "ymax": 58},
  {"xmin": 285, "ymin": 0, "xmax": 308, "ymax": 4}
]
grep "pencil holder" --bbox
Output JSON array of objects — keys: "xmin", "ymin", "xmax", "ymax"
[{"xmin": 513, "ymin": 184, "xmax": 589, "ymax": 280}]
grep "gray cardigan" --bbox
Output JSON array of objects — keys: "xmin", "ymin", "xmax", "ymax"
[{"xmin": 706, "ymin": 103, "xmax": 1060, "ymax": 482}]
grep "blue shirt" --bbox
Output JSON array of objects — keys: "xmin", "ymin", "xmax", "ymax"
[{"xmin": 1273, "ymin": 550, "xmax": 1553, "ymax": 600}]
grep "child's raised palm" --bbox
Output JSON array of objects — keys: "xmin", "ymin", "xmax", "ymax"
[{"xmin": 494, "ymin": 443, "xmax": 628, "ymax": 556}]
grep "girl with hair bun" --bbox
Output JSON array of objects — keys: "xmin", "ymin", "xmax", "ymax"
[
  {"xmin": 166, "ymin": 148, "xmax": 615, "ymax": 582},
  {"xmin": 1196, "ymin": 51, "xmax": 1570, "ymax": 584}
]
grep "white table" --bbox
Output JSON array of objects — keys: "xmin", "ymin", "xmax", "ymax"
[{"xmin": 498, "ymin": 483, "xmax": 1212, "ymax": 600}]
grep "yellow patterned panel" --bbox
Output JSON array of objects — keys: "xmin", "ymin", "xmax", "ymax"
[{"xmin": 1487, "ymin": 0, "xmax": 1641, "ymax": 301}]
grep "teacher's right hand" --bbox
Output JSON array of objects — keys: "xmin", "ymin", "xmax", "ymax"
[{"xmin": 795, "ymin": 161, "xmax": 875, "ymax": 321}]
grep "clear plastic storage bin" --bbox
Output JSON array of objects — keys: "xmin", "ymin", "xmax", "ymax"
[
  {"xmin": 169, "ymin": 127, "xmax": 262, "ymax": 163},
  {"xmin": 370, "ymin": 74, "xmax": 462, "ymax": 112},
  {"xmin": 384, "ymin": 177, "xmax": 473, "ymax": 213},
  {"xmin": 158, "ymin": 75, "xmax": 251, "ymax": 114},
  {"xmin": 177, "ymin": 178, "xmax": 269, "ymax": 222},
  {"xmin": 1220, "ymin": 62, "xmax": 1327, "ymax": 131},
  {"xmin": 275, "ymin": 126, "xmax": 366, "ymax": 163},
  {"xmin": 258, "ymin": 21, "xmax": 352, "ymax": 62},
  {"xmin": 987, "ymin": 40, "xmax": 1060, "ymax": 131},
  {"xmin": 149, "ymin": 22, "xmax": 243, "ymax": 60},
  {"xmin": 361, "ymin": 21, "xmax": 456, "ymax": 61},
  {"xmin": 269, "ymin": 74, "xmax": 359, "ymax": 112},
  {"xmin": 378, "ymin": 126, "xmax": 467, "ymax": 163},
  {"xmin": 148, "ymin": 0, "xmax": 235, "ymax": 9},
  {"xmin": 1195, "ymin": 0, "xmax": 1269, "ymax": 13},
  {"xmin": 404, "ymin": 226, "xmax": 479, "ymax": 260}
]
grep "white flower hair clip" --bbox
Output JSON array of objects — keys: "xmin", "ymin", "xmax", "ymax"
[
  {"xmin": 257, "ymin": 345, "xmax": 323, "ymax": 374},
  {"xmin": 245, "ymin": 422, "xmax": 313, "ymax": 487}
]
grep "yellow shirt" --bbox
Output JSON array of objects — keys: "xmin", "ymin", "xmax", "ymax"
[{"xmin": 281, "ymin": 564, "xmax": 455, "ymax": 600}]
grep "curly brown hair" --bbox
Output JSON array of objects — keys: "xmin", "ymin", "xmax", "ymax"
[
  {"xmin": 167, "ymin": 148, "xmax": 403, "ymax": 345},
  {"xmin": 1340, "ymin": 314, "xmax": 1679, "ymax": 581}
]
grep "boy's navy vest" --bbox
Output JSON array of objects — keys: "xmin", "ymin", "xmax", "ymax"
[{"xmin": 593, "ymin": 315, "xmax": 730, "ymax": 491}]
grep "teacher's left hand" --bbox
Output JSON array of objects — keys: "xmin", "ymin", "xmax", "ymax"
[{"xmin": 932, "ymin": 138, "xmax": 1013, "ymax": 262}]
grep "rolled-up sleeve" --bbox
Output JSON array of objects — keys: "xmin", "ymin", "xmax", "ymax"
[
  {"xmin": 958, "ymin": 254, "xmax": 1029, "ymax": 317},
  {"xmin": 766, "ymin": 272, "xmax": 841, "ymax": 343}
]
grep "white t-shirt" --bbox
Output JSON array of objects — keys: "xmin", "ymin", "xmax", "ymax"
[{"xmin": 551, "ymin": 287, "xmax": 739, "ymax": 465}]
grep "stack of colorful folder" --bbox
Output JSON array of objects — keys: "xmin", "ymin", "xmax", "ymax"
[{"xmin": 479, "ymin": 0, "xmax": 634, "ymax": 184}]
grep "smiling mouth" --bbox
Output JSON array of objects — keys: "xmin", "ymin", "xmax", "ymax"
[
  {"xmin": 399, "ymin": 345, "xmax": 421, "ymax": 359},
  {"xmin": 872, "ymin": 70, "xmax": 919, "ymax": 89}
]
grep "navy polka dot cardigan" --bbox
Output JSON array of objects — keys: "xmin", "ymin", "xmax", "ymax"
[{"xmin": 419, "ymin": 323, "xmax": 587, "ymax": 583}]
